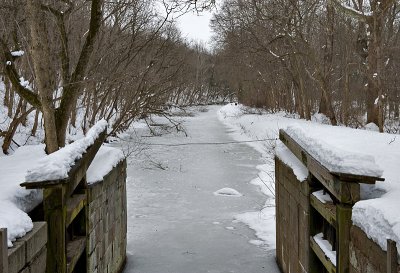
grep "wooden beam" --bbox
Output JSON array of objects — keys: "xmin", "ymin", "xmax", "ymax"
[
  {"xmin": 310, "ymin": 236, "xmax": 336, "ymax": 273},
  {"xmin": 387, "ymin": 239, "xmax": 398, "ymax": 273},
  {"xmin": 0, "ymin": 229, "xmax": 8, "ymax": 273},
  {"xmin": 66, "ymin": 194, "xmax": 87, "ymax": 227},
  {"xmin": 310, "ymin": 193, "xmax": 337, "ymax": 227},
  {"xmin": 66, "ymin": 236, "xmax": 86, "ymax": 273},
  {"xmin": 336, "ymin": 204, "xmax": 352, "ymax": 273}
]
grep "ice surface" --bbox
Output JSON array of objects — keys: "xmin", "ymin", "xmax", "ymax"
[
  {"xmin": 213, "ymin": 188, "xmax": 242, "ymax": 197},
  {"xmin": 25, "ymin": 120, "xmax": 107, "ymax": 182},
  {"xmin": 124, "ymin": 106, "xmax": 280, "ymax": 272},
  {"xmin": 314, "ymin": 233, "xmax": 336, "ymax": 266}
]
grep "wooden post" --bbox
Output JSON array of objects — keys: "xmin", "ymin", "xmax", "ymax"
[
  {"xmin": 336, "ymin": 204, "xmax": 352, "ymax": 273},
  {"xmin": 0, "ymin": 228, "xmax": 8, "ymax": 273},
  {"xmin": 44, "ymin": 186, "xmax": 67, "ymax": 273},
  {"xmin": 387, "ymin": 239, "xmax": 398, "ymax": 273}
]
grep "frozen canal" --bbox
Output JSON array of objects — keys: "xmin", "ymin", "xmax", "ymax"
[{"xmin": 123, "ymin": 106, "xmax": 280, "ymax": 273}]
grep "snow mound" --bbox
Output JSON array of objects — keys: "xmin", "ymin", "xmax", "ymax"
[
  {"xmin": 364, "ymin": 122, "xmax": 380, "ymax": 132},
  {"xmin": 0, "ymin": 145, "xmax": 46, "ymax": 246},
  {"xmin": 87, "ymin": 146, "xmax": 125, "ymax": 184},
  {"xmin": 213, "ymin": 188, "xmax": 242, "ymax": 197},
  {"xmin": 25, "ymin": 120, "xmax": 108, "ymax": 182}
]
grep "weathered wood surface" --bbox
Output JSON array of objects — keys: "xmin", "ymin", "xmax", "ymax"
[
  {"xmin": 66, "ymin": 236, "xmax": 86, "ymax": 273},
  {"xmin": 310, "ymin": 193, "xmax": 337, "ymax": 227},
  {"xmin": 66, "ymin": 194, "xmax": 87, "ymax": 227},
  {"xmin": 336, "ymin": 204, "xmax": 352, "ymax": 273},
  {"xmin": 386, "ymin": 239, "xmax": 398, "ymax": 273},
  {"xmin": 310, "ymin": 236, "xmax": 336, "ymax": 273},
  {"xmin": 0, "ymin": 229, "xmax": 7, "ymax": 273}
]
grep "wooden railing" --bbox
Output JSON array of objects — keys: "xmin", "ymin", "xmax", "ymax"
[
  {"xmin": 278, "ymin": 129, "xmax": 389, "ymax": 273},
  {"xmin": 21, "ymin": 129, "xmax": 106, "ymax": 273}
]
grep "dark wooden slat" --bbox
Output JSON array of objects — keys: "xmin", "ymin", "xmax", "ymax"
[
  {"xmin": 310, "ymin": 236, "xmax": 337, "ymax": 273},
  {"xmin": 331, "ymin": 172, "xmax": 384, "ymax": 183},
  {"xmin": 66, "ymin": 194, "xmax": 87, "ymax": 227},
  {"xmin": 336, "ymin": 204, "xmax": 352, "ymax": 273},
  {"xmin": 0, "ymin": 229, "xmax": 8, "ymax": 273},
  {"xmin": 310, "ymin": 193, "xmax": 337, "ymax": 227},
  {"xmin": 387, "ymin": 239, "xmax": 398, "ymax": 273},
  {"xmin": 66, "ymin": 236, "xmax": 86, "ymax": 273},
  {"xmin": 20, "ymin": 179, "xmax": 68, "ymax": 189}
]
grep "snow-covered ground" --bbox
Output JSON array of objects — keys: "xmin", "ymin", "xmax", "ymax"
[{"xmin": 218, "ymin": 103, "xmax": 400, "ymax": 254}]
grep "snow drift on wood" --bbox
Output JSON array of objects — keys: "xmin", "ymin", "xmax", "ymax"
[
  {"xmin": 87, "ymin": 146, "xmax": 125, "ymax": 184},
  {"xmin": 285, "ymin": 124, "xmax": 383, "ymax": 177},
  {"xmin": 25, "ymin": 119, "xmax": 108, "ymax": 182}
]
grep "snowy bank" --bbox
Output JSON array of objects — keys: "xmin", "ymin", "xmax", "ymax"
[
  {"xmin": 0, "ymin": 145, "xmax": 46, "ymax": 246},
  {"xmin": 218, "ymin": 103, "xmax": 400, "ymax": 253}
]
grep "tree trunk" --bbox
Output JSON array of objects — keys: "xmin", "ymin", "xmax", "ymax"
[{"xmin": 27, "ymin": 0, "xmax": 59, "ymax": 153}]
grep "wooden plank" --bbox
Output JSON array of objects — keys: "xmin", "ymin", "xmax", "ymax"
[
  {"xmin": 66, "ymin": 130, "xmax": 107, "ymax": 196},
  {"xmin": 0, "ymin": 229, "xmax": 8, "ymax": 273},
  {"xmin": 280, "ymin": 130, "xmax": 363, "ymax": 204},
  {"xmin": 44, "ymin": 186, "xmax": 67, "ymax": 273},
  {"xmin": 20, "ymin": 179, "xmax": 68, "ymax": 189},
  {"xmin": 331, "ymin": 172, "xmax": 384, "ymax": 183},
  {"xmin": 66, "ymin": 236, "xmax": 86, "ymax": 273},
  {"xmin": 387, "ymin": 239, "xmax": 398, "ymax": 273},
  {"xmin": 310, "ymin": 193, "xmax": 337, "ymax": 227},
  {"xmin": 310, "ymin": 236, "xmax": 336, "ymax": 273},
  {"xmin": 66, "ymin": 194, "xmax": 87, "ymax": 227},
  {"xmin": 336, "ymin": 204, "xmax": 352, "ymax": 273}
]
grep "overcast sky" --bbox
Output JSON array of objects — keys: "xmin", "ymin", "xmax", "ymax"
[{"xmin": 176, "ymin": 10, "xmax": 214, "ymax": 47}]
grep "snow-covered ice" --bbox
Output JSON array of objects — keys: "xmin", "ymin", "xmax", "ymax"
[{"xmin": 123, "ymin": 106, "xmax": 280, "ymax": 272}]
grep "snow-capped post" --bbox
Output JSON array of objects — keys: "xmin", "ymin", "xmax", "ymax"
[
  {"xmin": 387, "ymin": 239, "xmax": 398, "ymax": 273},
  {"xmin": 20, "ymin": 121, "xmax": 108, "ymax": 273},
  {"xmin": 0, "ymin": 228, "xmax": 7, "ymax": 273}
]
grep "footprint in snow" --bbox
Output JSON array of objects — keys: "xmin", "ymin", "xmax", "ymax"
[{"xmin": 213, "ymin": 188, "xmax": 242, "ymax": 197}]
